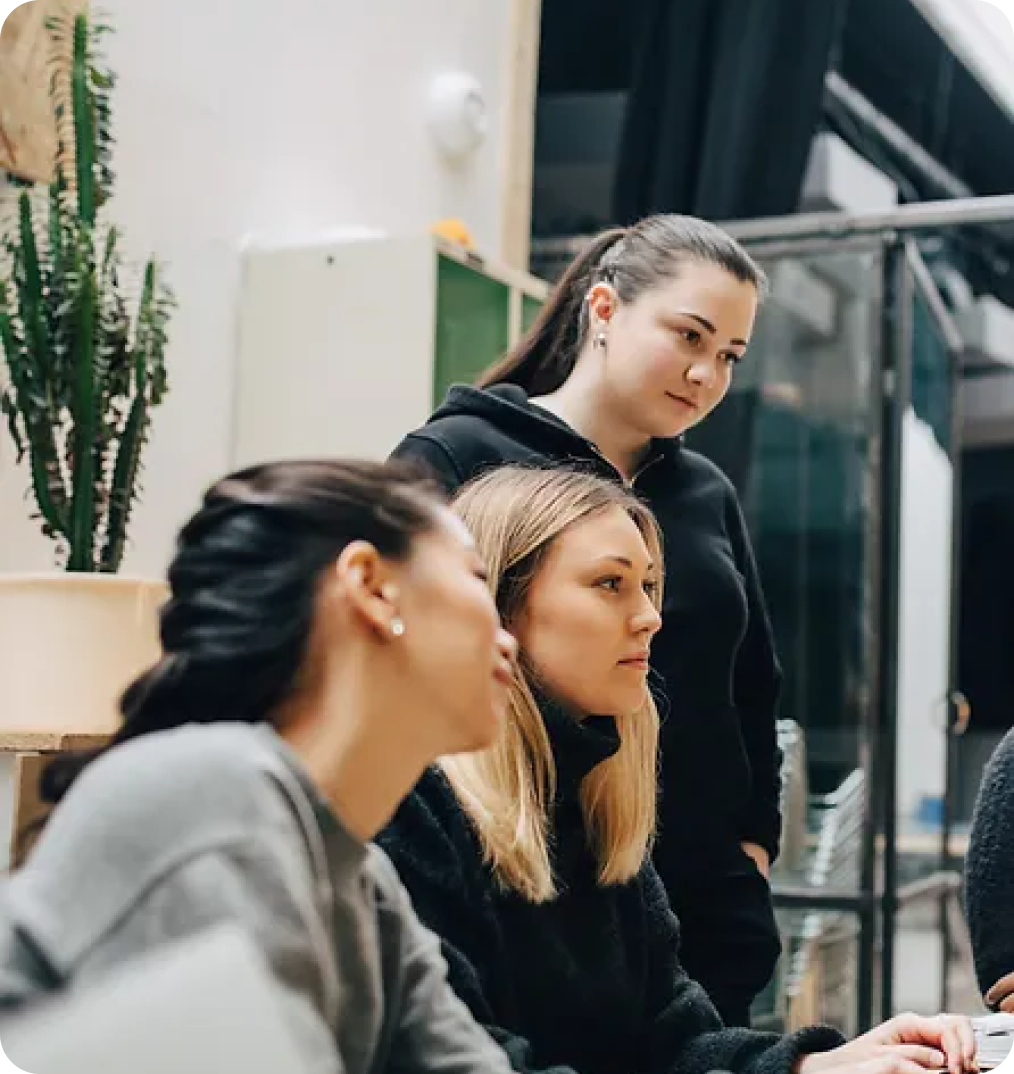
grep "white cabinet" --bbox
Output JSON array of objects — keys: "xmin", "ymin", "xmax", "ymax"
[{"xmin": 232, "ymin": 233, "xmax": 547, "ymax": 466}]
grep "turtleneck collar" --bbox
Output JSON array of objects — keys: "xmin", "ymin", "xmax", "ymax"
[{"xmin": 535, "ymin": 688, "xmax": 622, "ymax": 801}]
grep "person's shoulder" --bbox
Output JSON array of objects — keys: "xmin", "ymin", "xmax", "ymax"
[
  {"xmin": 46, "ymin": 725, "xmax": 291, "ymax": 855},
  {"xmin": 976, "ymin": 729, "xmax": 1014, "ymax": 817},
  {"xmin": 392, "ymin": 415, "xmax": 508, "ymax": 494},
  {"xmin": 987, "ymin": 727, "xmax": 1014, "ymax": 776},
  {"xmin": 397, "ymin": 412, "xmax": 504, "ymax": 463},
  {"xmin": 376, "ymin": 768, "xmax": 479, "ymax": 884},
  {"xmin": 674, "ymin": 444, "xmax": 738, "ymax": 499},
  {"xmin": 382, "ymin": 767, "xmax": 470, "ymax": 843}
]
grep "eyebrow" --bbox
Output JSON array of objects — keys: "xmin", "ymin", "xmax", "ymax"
[
  {"xmin": 595, "ymin": 555, "xmax": 657, "ymax": 573},
  {"xmin": 676, "ymin": 310, "xmax": 749, "ymax": 349}
]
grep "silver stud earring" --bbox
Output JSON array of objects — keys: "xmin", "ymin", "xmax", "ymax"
[
  {"xmin": 595, "ymin": 331, "xmax": 607, "ymax": 349},
  {"xmin": 390, "ymin": 616, "xmax": 406, "ymax": 638}
]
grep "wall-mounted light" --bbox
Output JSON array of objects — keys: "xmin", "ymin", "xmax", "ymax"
[{"xmin": 427, "ymin": 71, "xmax": 487, "ymax": 162}]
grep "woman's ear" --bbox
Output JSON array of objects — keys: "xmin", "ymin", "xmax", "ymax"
[
  {"xmin": 333, "ymin": 541, "xmax": 403, "ymax": 640},
  {"xmin": 586, "ymin": 282, "xmax": 618, "ymax": 329}
]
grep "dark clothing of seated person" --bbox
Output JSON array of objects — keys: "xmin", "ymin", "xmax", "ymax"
[
  {"xmin": 967, "ymin": 726, "xmax": 1014, "ymax": 1012},
  {"xmin": 379, "ymin": 465, "xmax": 977, "ymax": 1074}
]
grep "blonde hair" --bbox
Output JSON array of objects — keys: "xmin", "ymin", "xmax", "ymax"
[{"xmin": 441, "ymin": 466, "xmax": 663, "ymax": 903}]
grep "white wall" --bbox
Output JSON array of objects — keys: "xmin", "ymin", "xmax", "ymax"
[
  {"xmin": 897, "ymin": 409, "xmax": 954, "ymax": 828},
  {"xmin": 1, "ymin": 0, "xmax": 512, "ymax": 575}
]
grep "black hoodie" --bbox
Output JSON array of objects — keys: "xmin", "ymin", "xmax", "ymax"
[{"xmin": 392, "ymin": 385, "xmax": 783, "ymax": 1023}]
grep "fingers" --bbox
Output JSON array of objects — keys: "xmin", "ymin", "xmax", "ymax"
[
  {"xmin": 986, "ymin": 972, "xmax": 1014, "ymax": 1008},
  {"xmin": 869, "ymin": 1012, "xmax": 936, "ymax": 1046},
  {"xmin": 931, "ymin": 1015, "xmax": 977, "ymax": 1074},
  {"xmin": 888, "ymin": 1045, "xmax": 946, "ymax": 1068},
  {"xmin": 861, "ymin": 1059, "xmax": 945, "ymax": 1074},
  {"xmin": 951, "ymin": 1015, "xmax": 977, "ymax": 1072},
  {"xmin": 858, "ymin": 1014, "xmax": 977, "ymax": 1074}
]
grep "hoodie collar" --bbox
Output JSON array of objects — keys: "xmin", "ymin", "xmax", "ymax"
[{"xmin": 428, "ymin": 384, "xmax": 682, "ymax": 476}]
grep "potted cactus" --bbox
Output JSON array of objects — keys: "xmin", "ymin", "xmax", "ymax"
[{"xmin": 0, "ymin": 11, "xmax": 170, "ymax": 735}]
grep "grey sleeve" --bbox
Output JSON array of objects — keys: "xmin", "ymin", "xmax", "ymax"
[
  {"xmin": 72, "ymin": 841, "xmax": 343, "ymax": 1074},
  {"xmin": 370, "ymin": 851, "xmax": 515, "ymax": 1074}
]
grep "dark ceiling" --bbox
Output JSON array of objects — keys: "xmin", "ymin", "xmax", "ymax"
[{"xmin": 537, "ymin": 0, "xmax": 1014, "ymax": 200}]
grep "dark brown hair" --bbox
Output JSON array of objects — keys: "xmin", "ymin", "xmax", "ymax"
[
  {"xmin": 477, "ymin": 214, "xmax": 767, "ymax": 397},
  {"xmin": 42, "ymin": 459, "xmax": 444, "ymax": 805}
]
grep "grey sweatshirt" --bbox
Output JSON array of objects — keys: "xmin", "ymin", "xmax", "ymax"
[{"xmin": 0, "ymin": 723, "xmax": 516, "ymax": 1074}]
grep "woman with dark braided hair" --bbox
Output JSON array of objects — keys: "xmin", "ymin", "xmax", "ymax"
[{"xmin": 0, "ymin": 459, "xmax": 518, "ymax": 1074}]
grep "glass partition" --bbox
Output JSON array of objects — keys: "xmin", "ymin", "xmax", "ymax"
[{"xmin": 687, "ymin": 248, "xmax": 882, "ymax": 795}]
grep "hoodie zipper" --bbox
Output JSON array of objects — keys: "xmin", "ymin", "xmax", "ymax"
[
  {"xmin": 632, "ymin": 453, "xmax": 667, "ymax": 487},
  {"xmin": 583, "ymin": 443, "xmax": 667, "ymax": 490}
]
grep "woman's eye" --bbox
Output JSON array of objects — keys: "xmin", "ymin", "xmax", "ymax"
[
  {"xmin": 597, "ymin": 576, "xmax": 622, "ymax": 593},
  {"xmin": 643, "ymin": 580, "xmax": 659, "ymax": 598},
  {"xmin": 723, "ymin": 352, "xmax": 743, "ymax": 366},
  {"xmin": 678, "ymin": 328, "xmax": 703, "ymax": 347}
]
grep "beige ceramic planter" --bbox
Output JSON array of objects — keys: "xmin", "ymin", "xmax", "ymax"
[{"xmin": 0, "ymin": 574, "xmax": 167, "ymax": 735}]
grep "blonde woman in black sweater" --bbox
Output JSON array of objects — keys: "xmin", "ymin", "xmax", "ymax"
[{"xmin": 379, "ymin": 465, "xmax": 975, "ymax": 1074}]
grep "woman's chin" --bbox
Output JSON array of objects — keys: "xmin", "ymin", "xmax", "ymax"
[{"xmin": 603, "ymin": 686, "xmax": 651, "ymax": 718}]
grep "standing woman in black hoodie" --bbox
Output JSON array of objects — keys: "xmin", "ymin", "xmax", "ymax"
[{"xmin": 392, "ymin": 215, "xmax": 780, "ymax": 1025}]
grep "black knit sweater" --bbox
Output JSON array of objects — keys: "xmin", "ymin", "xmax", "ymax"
[
  {"xmin": 966, "ymin": 727, "xmax": 1014, "ymax": 998},
  {"xmin": 377, "ymin": 700, "xmax": 843, "ymax": 1074},
  {"xmin": 393, "ymin": 384, "xmax": 783, "ymax": 1021}
]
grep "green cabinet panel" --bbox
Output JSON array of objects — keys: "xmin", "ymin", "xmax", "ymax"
[
  {"xmin": 521, "ymin": 293, "xmax": 543, "ymax": 333},
  {"xmin": 433, "ymin": 254, "xmax": 512, "ymax": 404}
]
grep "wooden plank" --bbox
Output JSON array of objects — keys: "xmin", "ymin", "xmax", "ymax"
[
  {"xmin": 10, "ymin": 752, "xmax": 51, "ymax": 869},
  {"xmin": 0, "ymin": 730, "xmax": 110, "ymax": 752},
  {"xmin": 7, "ymin": 733, "xmax": 110, "ymax": 868},
  {"xmin": 499, "ymin": 0, "xmax": 543, "ymax": 272}
]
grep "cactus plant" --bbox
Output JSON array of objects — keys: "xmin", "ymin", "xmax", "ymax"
[{"xmin": 0, "ymin": 11, "xmax": 173, "ymax": 572}]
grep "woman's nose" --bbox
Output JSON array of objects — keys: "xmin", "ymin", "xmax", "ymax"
[
  {"xmin": 497, "ymin": 628, "xmax": 518, "ymax": 663},
  {"xmin": 634, "ymin": 598, "xmax": 662, "ymax": 637},
  {"xmin": 686, "ymin": 358, "xmax": 717, "ymax": 389}
]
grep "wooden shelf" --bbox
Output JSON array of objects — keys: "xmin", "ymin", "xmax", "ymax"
[{"xmin": 0, "ymin": 731, "xmax": 111, "ymax": 754}]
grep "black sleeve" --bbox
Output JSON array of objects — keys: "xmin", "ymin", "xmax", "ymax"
[
  {"xmin": 725, "ymin": 487, "xmax": 784, "ymax": 861},
  {"xmin": 637, "ymin": 865, "xmax": 843, "ymax": 1074},
  {"xmin": 966, "ymin": 729, "xmax": 1014, "ymax": 998},
  {"xmin": 390, "ymin": 433, "xmax": 465, "ymax": 495},
  {"xmin": 377, "ymin": 778, "xmax": 577, "ymax": 1074}
]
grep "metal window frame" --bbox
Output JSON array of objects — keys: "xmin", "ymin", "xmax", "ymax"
[{"xmin": 725, "ymin": 195, "xmax": 1008, "ymax": 1029}]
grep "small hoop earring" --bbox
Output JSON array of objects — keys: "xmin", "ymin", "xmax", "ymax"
[{"xmin": 390, "ymin": 616, "xmax": 406, "ymax": 638}]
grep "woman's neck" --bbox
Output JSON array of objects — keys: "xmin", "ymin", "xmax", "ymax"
[
  {"xmin": 532, "ymin": 366, "xmax": 651, "ymax": 482},
  {"xmin": 278, "ymin": 670, "xmax": 430, "ymax": 842}
]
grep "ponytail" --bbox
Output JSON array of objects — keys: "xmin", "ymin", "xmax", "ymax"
[{"xmin": 476, "ymin": 228, "xmax": 627, "ymax": 395}]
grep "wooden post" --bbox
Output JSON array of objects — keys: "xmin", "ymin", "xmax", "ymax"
[
  {"xmin": 500, "ymin": 0, "xmax": 543, "ymax": 272},
  {"xmin": 1, "ymin": 731, "xmax": 110, "ymax": 870}
]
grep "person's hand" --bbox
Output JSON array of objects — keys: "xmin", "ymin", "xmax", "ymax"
[
  {"xmin": 798, "ymin": 1013, "xmax": 977, "ymax": 1074},
  {"xmin": 986, "ymin": 972, "xmax": 1014, "ymax": 1012},
  {"xmin": 740, "ymin": 841, "xmax": 770, "ymax": 878}
]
